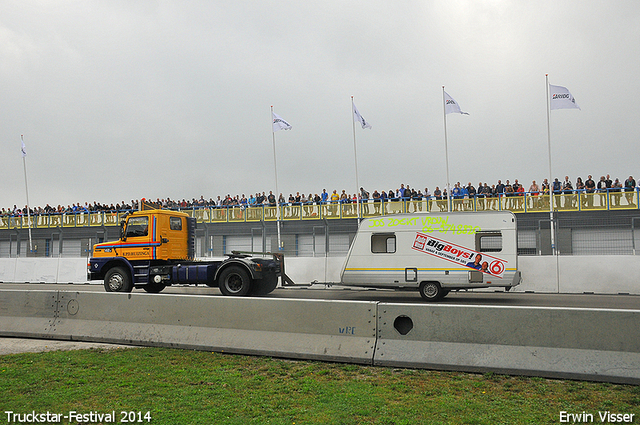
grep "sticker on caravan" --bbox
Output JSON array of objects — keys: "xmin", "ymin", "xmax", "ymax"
[{"xmin": 411, "ymin": 232, "xmax": 507, "ymax": 278}]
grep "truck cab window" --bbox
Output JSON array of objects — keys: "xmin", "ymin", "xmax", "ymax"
[
  {"xmin": 371, "ymin": 233, "xmax": 396, "ymax": 253},
  {"xmin": 125, "ymin": 216, "xmax": 149, "ymax": 238},
  {"xmin": 170, "ymin": 217, "xmax": 182, "ymax": 231},
  {"xmin": 475, "ymin": 232, "xmax": 502, "ymax": 252}
]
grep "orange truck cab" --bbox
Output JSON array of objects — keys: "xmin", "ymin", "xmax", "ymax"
[{"xmin": 88, "ymin": 209, "xmax": 281, "ymax": 296}]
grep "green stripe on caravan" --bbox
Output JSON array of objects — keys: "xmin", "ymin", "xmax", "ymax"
[{"xmin": 367, "ymin": 215, "xmax": 481, "ymax": 235}]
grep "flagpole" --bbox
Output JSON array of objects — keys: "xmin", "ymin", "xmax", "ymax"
[
  {"xmin": 545, "ymin": 75, "xmax": 556, "ymax": 256},
  {"xmin": 270, "ymin": 106, "xmax": 282, "ymax": 251},
  {"xmin": 21, "ymin": 135, "xmax": 33, "ymax": 253},
  {"xmin": 351, "ymin": 96, "xmax": 361, "ymax": 221},
  {"xmin": 442, "ymin": 87, "xmax": 451, "ymax": 212}
]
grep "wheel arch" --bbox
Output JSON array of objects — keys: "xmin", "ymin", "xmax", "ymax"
[
  {"xmin": 214, "ymin": 259, "xmax": 256, "ymax": 283},
  {"xmin": 94, "ymin": 258, "xmax": 134, "ymax": 282}
]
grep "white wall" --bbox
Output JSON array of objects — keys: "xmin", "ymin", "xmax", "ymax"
[{"xmin": 1, "ymin": 256, "xmax": 639, "ymax": 295}]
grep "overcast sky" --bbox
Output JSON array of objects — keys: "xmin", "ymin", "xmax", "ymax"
[{"xmin": 2, "ymin": 0, "xmax": 639, "ymax": 208}]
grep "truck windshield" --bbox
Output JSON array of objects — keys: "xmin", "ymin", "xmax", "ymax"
[{"xmin": 125, "ymin": 216, "xmax": 149, "ymax": 238}]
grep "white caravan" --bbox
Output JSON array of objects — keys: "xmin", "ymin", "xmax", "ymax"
[{"xmin": 340, "ymin": 211, "xmax": 521, "ymax": 301}]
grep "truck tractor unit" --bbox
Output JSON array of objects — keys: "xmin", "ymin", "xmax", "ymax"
[{"xmin": 87, "ymin": 208, "xmax": 282, "ymax": 296}]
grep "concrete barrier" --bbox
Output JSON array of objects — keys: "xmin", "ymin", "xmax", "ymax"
[
  {"xmin": 14, "ymin": 257, "xmax": 59, "ymax": 283},
  {"xmin": 0, "ymin": 290, "xmax": 377, "ymax": 364},
  {"xmin": 57, "ymin": 258, "xmax": 89, "ymax": 284},
  {"xmin": 0, "ymin": 259, "xmax": 17, "ymax": 283},
  {"xmin": 1, "ymin": 289, "xmax": 639, "ymax": 383},
  {"xmin": 374, "ymin": 303, "xmax": 640, "ymax": 384},
  {"xmin": 517, "ymin": 255, "xmax": 640, "ymax": 294},
  {"xmin": 0, "ymin": 290, "xmax": 59, "ymax": 338}
]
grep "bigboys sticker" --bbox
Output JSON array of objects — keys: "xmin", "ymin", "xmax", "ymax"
[{"xmin": 411, "ymin": 232, "xmax": 507, "ymax": 278}]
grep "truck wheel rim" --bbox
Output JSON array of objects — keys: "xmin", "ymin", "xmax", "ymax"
[
  {"xmin": 108, "ymin": 274, "xmax": 124, "ymax": 291},
  {"xmin": 225, "ymin": 274, "xmax": 243, "ymax": 293}
]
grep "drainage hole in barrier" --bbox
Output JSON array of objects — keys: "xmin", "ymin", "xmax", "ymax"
[{"xmin": 393, "ymin": 315, "xmax": 413, "ymax": 336}]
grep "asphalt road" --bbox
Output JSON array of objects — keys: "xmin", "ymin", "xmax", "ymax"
[{"xmin": 1, "ymin": 282, "xmax": 639, "ymax": 310}]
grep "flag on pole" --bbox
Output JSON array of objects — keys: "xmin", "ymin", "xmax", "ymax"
[
  {"xmin": 20, "ymin": 135, "xmax": 26, "ymax": 157},
  {"xmin": 444, "ymin": 91, "xmax": 469, "ymax": 115},
  {"xmin": 353, "ymin": 102, "xmax": 372, "ymax": 129},
  {"xmin": 272, "ymin": 111, "xmax": 292, "ymax": 131},
  {"xmin": 549, "ymin": 84, "xmax": 580, "ymax": 110}
]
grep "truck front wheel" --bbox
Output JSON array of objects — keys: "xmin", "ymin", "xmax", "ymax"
[
  {"xmin": 104, "ymin": 266, "xmax": 133, "ymax": 293},
  {"xmin": 419, "ymin": 281, "xmax": 445, "ymax": 302},
  {"xmin": 218, "ymin": 266, "xmax": 252, "ymax": 296}
]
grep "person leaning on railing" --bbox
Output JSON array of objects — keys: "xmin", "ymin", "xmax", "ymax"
[
  {"xmin": 380, "ymin": 189, "xmax": 388, "ymax": 213},
  {"xmin": 624, "ymin": 176, "xmax": 636, "ymax": 207},
  {"xmin": 466, "ymin": 183, "xmax": 476, "ymax": 211},
  {"xmin": 611, "ymin": 178, "xmax": 623, "ymax": 207},
  {"xmin": 576, "ymin": 177, "xmax": 585, "ymax": 209},
  {"xmin": 585, "ymin": 175, "xmax": 596, "ymax": 208},
  {"xmin": 528, "ymin": 181, "xmax": 540, "ymax": 209},
  {"xmin": 360, "ymin": 187, "xmax": 370, "ymax": 215},
  {"xmin": 597, "ymin": 176, "xmax": 608, "ymax": 207}
]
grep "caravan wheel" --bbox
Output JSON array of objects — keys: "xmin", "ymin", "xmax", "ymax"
[{"xmin": 419, "ymin": 281, "xmax": 445, "ymax": 302}]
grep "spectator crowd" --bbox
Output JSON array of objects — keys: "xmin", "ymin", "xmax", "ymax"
[{"xmin": 2, "ymin": 174, "xmax": 638, "ymax": 217}]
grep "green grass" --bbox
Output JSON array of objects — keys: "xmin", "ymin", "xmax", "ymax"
[{"xmin": 0, "ymin": 347, "xmax": 638, "ymax": 424}]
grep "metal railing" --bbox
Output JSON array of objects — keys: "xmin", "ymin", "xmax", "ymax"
[{"xmin": 1, "ymin": 189, "xmax": 638, "ymax": 229}]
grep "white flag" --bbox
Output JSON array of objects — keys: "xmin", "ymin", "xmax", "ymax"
[
  {"xmin": 549, "ymin": 84, "xmax": 580, "ymax": 110},
  {"xmin": 20, "ymin": 135, "xmax": 26, "ymax": 157},
  {"xmin": 444, "ymin": 91, "xmax": 469, "ymax": 115},
  {"xmin": 272, "ymin": 111, "xmax": 292, "ymax": 131},
  {"xmin": 353, "ymin": 103, "xmax": 372, "ymax": 129}
]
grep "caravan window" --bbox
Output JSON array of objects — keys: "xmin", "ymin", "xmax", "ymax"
[
  {"xmin": 475, "ymin": 232, "xmax": 502, "ymax": 252},
  {"xmin": 371, "ymin": 233, "xmax": 396, "ymax": 253}
]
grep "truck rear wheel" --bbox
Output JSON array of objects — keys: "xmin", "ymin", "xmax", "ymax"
[
  {"xmin": 143, "ymin": 283, "xmax": 166, "ymax": 293},
  {"xmin": 250, "ymin": 272, "xmax": 278, "ymax": 296},
  {"xmin": 419, "ymin": 281, "xmax": 444, "ymax": 302},
  {"xmin": 218, "ymin": 266, "xmax": 252, "ymax": 296},
  {"xmin": 104, "ymin": 266, "xmax": 133, "ymax": 293}
]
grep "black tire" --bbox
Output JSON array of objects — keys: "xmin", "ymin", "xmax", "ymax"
[
  {"xmin": 104, "ymin": 266, "xmax": 133, "ymax": 293},
  {"xmin": 218, "ymin": 266, "xmax": 252, "ymax": 296},
  {"xmin": 419, "ymin": 281, "xmax": 444, "ymax": 302},
  {"xmin": 143, "ymin": 283, "xmax": 166, "ymax": 293},
  {"xmin": 250, "ymin": 272, "xmax": 278, "ymax": 296}
]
